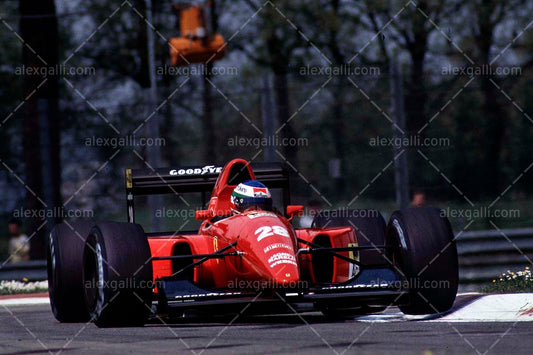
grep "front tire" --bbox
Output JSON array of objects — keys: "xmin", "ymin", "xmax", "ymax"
[
  {"xmin": 47, "ymin": 221, "xmax": 94, "ymax": 322},
  {"xmin": 83, "ymin": 222, "xmax": 153, "ymax": 327},
  {"xmin": 386, "ymin": 207, "xmax": 458, "ymax": 315}
]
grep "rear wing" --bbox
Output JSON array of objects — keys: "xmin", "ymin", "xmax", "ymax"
[{"xmin": 125, "ymin": 162, "xmax": 291, "ymax": 223}]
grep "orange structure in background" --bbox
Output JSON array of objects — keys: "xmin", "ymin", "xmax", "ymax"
[{"xmin": 169, "ymin": 3, "xmax": 226, "ymax": 66}]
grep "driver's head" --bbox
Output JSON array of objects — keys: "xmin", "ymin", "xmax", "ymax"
[{"xmin": 231, "ymin": 180, "xmax": 272, "ymax": 212}]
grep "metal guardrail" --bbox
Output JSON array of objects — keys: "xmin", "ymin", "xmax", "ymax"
[
  {"xmin": 0, "ymin": 260, "xmax": 47, "ymax": 281},
  {"xmin": 1, "ymin": 228, "xmax": 532, "ymax": 285},
  {"xmin": 457, "ymin": 227, "xmax": 533, "ymax": 284}
]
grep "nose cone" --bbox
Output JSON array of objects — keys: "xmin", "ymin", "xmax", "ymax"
[
  {"xmin": 265, "ymin": 252, "xmax": 300, "ymax": 287},
  {"xmin": 243, "ymin": 251, "xmax": 300, "ymax": 290},
  {"xmin": 232, "ymin": 213, "xmax": 301, "ymax": 289},
  {"xmin": 272, "ymin": 273, "xmax": 300, "ymax": 287}
]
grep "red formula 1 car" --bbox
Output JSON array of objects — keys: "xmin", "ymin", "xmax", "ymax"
[{"xmin": 47, "ymin": 158, "xmax": 458, "ymax": 327}]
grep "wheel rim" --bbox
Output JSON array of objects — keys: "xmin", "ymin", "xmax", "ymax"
[
  {"xmin": 387, "ymin": 219, "xmax": 407, "ymax": 274},
  {"xmin": 47, "ymin": 233, "xmax": 58, "ymax": 313},
  {"xmin": 84, "ymin": 237, "xmax": 105, "ymax": 318}
]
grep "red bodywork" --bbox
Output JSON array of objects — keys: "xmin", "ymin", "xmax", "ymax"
[{"xmin": 147, "ymin": 159, "xmax": 358, "ymax": 291}]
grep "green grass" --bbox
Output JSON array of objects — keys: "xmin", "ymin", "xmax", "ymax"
[
  {"xmin": 0, "ymin": 280, "xmax": 48, "ymax": 295},
  {"xmin": 481, "ymin": 268, "xmax": 533, "ymax": 293}
]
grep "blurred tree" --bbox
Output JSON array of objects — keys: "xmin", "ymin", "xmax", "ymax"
[
  {"xmin": 19, "ymin": 0, "xmax": 61, "ymax": 259},
  {"xmin": 355, "ymin": 0, "xmax": 465, "ymax": 190},
  {"xmin": 320, "ymin": 0, "xmax": 348, "ymax": 196},
  {"xmin": 467, "ymin": 0, "xmax": 527, "ymax": 195},
  {"xmin": 201, "ymin": 0, "xmax": 225, "ymax": 163},
  {"xmin": 236, "ymin": 0, "xmax": 301, "ymax": 167},
  {"xmin": 0, "ymin": 2, "xmax": 22, "ymax": 169},
  {"xmin": 2, "ymin": 0, "xmax": 531, "ymax": 230}
]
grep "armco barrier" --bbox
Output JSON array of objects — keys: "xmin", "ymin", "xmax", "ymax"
[
  {"xmin": 0, "ymin": 260, "xmax": 47, "ymax": 281},
  {"xmin": 1, "ymin": 227, "xmax": 532, "ymax": 286},
  {"xmin": 457, "ymin": 227, "xmax": 533, "ymax": 285}
]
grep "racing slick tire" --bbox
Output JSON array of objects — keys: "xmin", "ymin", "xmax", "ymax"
[
  {"xmin": 312, "ymin": 209, "xmax": 388, "ymax": 266},
  {"xmin": 386, "ymin": 207, "xmax": 458, "ymax": 315},
  {"xmin": 83, "ymin": 222, "xmax": 153, "ymax": 327},
  {"xmin": 47, "ymin": 221, "xmax": 94, "ymax": 323}
]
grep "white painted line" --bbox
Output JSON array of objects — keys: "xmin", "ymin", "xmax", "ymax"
[
  {"xmin": 431, "ymin": 293, "xmax": 533, "ymax": 322},
  {"xmin": 356, "ymin": 293, "xmax": 533, "ymax": 323},
  {"xmin": 0, "ymin": 297, "xmax": 50, "ymax": 306},
  {"xmin": 457, "ymin": 292, "xmax": 483, "ymax": 297},
  {"xmin": 355, "ymin": 312, "xmax": 406, "ymax": 322}
]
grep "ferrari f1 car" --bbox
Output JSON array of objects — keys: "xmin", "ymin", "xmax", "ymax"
[{"xmin": 47, "ymin": 158, "xmax": 458, "ymax": 327}]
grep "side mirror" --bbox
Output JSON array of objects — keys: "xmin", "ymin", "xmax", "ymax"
[
  {"xmin": 195, "ymin": 209, "xmax": 213, "ymax": 221},
  {"xmin": 286, "ymin": 205, "xmax": 304, "ymax": 221}
]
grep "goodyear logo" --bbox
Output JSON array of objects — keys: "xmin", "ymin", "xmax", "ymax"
[{"xmin": 169, "ymin": 165, "xmax": 222, "ymax": 176}]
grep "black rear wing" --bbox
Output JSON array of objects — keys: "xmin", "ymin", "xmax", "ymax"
[{"xmin": 125, "ymin": 162, "xmax": 291, "ymax": 223}]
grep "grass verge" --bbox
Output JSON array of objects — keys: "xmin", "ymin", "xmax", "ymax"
[
  {"xmin": 0, "ymin": 280, "xmax": 48, "ymax": 295},
  {"xmin": 481, "ymin": 267, "xmax": 533, "ymax": 293}
]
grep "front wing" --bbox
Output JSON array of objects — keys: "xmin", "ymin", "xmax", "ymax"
[{"xmin": 156, "ymin": 267, "xmax": 407, "ymax": 315}]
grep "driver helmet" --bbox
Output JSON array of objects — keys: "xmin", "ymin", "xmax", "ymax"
[{"xmin": 231, "ymin": 180, "xmax": 272, "ymax": 212}]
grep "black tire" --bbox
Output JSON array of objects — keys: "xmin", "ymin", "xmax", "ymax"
[
  {"xmin": 47, "ymin": 221, "xmax": 94, "ymax": 322},
  {"xmin": 386, "ymin": 207, "xmax": 458, "ymax": 315},
  {"xmin": 312, "ymin": 209, "xmax": 388, "ymax": 266},
  {"xmin": 83, "ymin": 222, "xmax": 153, "ymax": 327}
]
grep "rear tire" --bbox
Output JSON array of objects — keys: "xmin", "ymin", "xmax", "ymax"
[
  {"xmin": 83, "ymin": 222, "xmax": 153, "ymax": 327},
  {"xmin": 386, "ymin": 207, "xmax": 458, "ymax": 315},
  {"xmin": 313, "ymin": 209, "xmax": 388, "ymax": 266},
  {"xmin": 47, "ymin": 221, "xmax": 94, "ymax": 322}
]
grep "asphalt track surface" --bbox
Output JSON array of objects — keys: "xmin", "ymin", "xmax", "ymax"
[{"xmin": 1, "ymin": 303, "xmax": 533, "ymax": 355}]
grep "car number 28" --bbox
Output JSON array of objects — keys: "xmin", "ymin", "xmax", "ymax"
[{"xmin": 255, "ymin": 226, "xmax": 290, "ymax": 242}]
